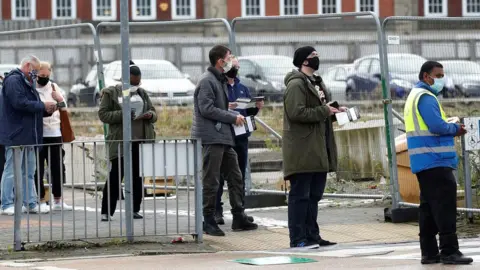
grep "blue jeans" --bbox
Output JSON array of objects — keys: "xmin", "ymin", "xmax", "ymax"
[
  {"xmin": 288, "ymin": 172, "xmax": 327, "ymax": 247},
  {"xmin": 1, "ymin": 146, "xmax": 38, "ymax": 210}
]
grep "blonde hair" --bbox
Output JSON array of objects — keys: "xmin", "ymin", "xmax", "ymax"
[{"xmin": 39, "ymin": 61, "xmax": 52, "ymax": 72}]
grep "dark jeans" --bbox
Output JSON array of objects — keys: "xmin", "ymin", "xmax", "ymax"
[
  {"xmin": 288, "ymin": 172, "xmax": 327, "ymax": 247},
  {"xmin": 101, "ymin": 142, "xmax": 143, "ymax": 215},
  {"xmin": 216, "ymin": 137, "xmax": 248, "ymax": 213},
  {"xmin": 34, "ymin": 137, "xmax": 66, "ymax": 200},
  {"xmin": 0, "ymin": 145, "xmax": 5, "ymax": 202},
  {"xmin": 202, "ymin": 144, "xmax": 244, "ymax": 217},
  {"xmin": 417, "ymin": 167, "xmax": 459, "ymax": 257}
]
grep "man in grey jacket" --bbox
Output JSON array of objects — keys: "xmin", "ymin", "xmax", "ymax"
[{"xmin": 192, "ymin": 45, "xmax": 258, "ymax": 236}]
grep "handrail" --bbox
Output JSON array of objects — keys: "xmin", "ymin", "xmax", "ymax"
[{"xmin": 255, "ymin": 117, "xmax": 282, "ymax": 141}]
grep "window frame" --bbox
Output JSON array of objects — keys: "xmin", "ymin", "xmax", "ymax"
[
  {"xmin": 52, "ymin": 0, "xmax": 77, "ymax": 19},
  {"xmin": 132, "ymin": 0, "xmax": 157, "ymax": 20},
  {"xmin": 92, "ymin": 0, "xmax": 117, "ymax": 21},
  {"xmin": 355, "ymin": 0, "xmax": 379, "ymax": 15},
  {"xmin": 462, "ymin": 0, "xmax": 480, "ymax": 17},
  {"xmin": 424, "ymin": 0, "xmax": 448, "ymax": 17},
  {"xmin": 171, "ymin": 0, "xmax": 197, "ymax": 20},
  {"xmin": 241, "ymin": 0, "xmax": 266, "ymax": 17},
  {"xmin": 11, "ymin": 0, "xmax": 36, "ymax": 20},
  {"xmin": 280, "ymin": 0, "xmax": 304, "ymax": 16},
  {"xmin": 318, "ymin": 0, "xmax": 342, "ymax": 14}
]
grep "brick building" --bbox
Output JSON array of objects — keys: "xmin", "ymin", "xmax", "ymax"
[{"xmin": 1, "ymin": 0, "xmax": 479, "ymax": 21}]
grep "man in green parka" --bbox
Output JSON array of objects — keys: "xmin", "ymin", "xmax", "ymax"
[
  {"xmin": 283, "ymin": 46, "xmax": 345, "ymax": 249},
  {"xmin": 98, "ymin": 61, "xmax": 157, "ymax": 222}
]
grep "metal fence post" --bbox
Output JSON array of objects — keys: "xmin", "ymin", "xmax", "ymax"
[
  {"xmin": 120, "ymin": 0, "xmax": 134, "ymax": 242},
  {"xmin": 13, "ymin": 147, "xmax": 24, "ymax": 251},
  {"xmin": 461, "ymin": 118, "xmax": 474, "ymax": 222},
  {"xmin": 194, "ymin": 139, "xmax": 203, "ymax": 243},
  {"xmin": 380, "ymin": 17, "xmax": 401, "ymax": 210}
]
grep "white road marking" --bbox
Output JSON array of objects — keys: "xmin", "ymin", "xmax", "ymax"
[
  {"xmin": 33, "ymin": 267, "xmax": 77, "ymax": 270},
  {"xmin": 0, "ymin": 261, "xmax": 35, "ymax": 267}
]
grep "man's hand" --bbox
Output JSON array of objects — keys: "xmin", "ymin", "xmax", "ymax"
[
  {"xmin": 235, "ymin": 114, "xmax": 245, "ymax": 126},
  {"xmin": 328, "ymin": 105, "xmax": 340, "ymax": 116},
  {"xmin": 229, "ymin": 102, "xmax": 238, "ymax": 110},
  {"xmin": 456, "ymin": 124, "xmax": 467, "ymax": 137},
  {"xmin": 44, "ymin": 101, "xmax": 57, "ymax": 114},
  {"xmin": 136, "ymin": 112, "xmax": 153, "ymax": 120},
  {"xmin": 339, "ymin": 106, "xmax": 348, "ymax": 112},
  {"xmin": 51, "ymin": 90, "xmax": 64, "ymax": 102},
  {"xmin": 256, "ymin": 100, "xmax": 264, "ymax": 110}
]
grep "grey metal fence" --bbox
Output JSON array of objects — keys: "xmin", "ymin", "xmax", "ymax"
[
  {"xmin": 382, "ymin": 16, "xmax": 480, "ymax": 218},
  {"xmin": 229, "ymin": 12, "xmax": 393, "ymax": 202},
  {"xmin": 8, "ymin": 139, "xmax": 202, "ymax": 251}
]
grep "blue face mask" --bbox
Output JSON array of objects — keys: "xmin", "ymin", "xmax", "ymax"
[{"xmin": 429, "ymin": 76, "xmax": 445, "ymax": 95}]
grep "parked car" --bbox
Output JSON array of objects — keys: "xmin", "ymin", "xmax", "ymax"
[
  {"xmin": 440, "ymin": 60, "xmax": 480, "ymax": 98},
  {"xmin": 0, "ymin": 64, "xmax": 19, "ymax": 87},
  {"xmin": 346, "ymin": 53, "xmax": 427, "ymax": 100},
  {"xmin": 321, "ymin": 64, "xmax": 354, "ymax": 101},
  {"xmin": 68, "ymin": 65, "xmax": 99, "ymax": 107},
  {"xmin": 237, "ymin": 55, "xmax": 295, "ymax": 101},
  {"xmin": 68, "ymin": 60, "xmax": 195, "ymax": 106}
]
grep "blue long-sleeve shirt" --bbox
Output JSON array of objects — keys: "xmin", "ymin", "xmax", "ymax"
[{"xmin": 416, "ymin": 81, "xmax": 459, "ymax": 136}]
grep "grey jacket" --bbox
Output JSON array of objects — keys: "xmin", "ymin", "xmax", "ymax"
[{"xmin": 191, "ymin": 67, "xmax": 237, "ymax": 146}]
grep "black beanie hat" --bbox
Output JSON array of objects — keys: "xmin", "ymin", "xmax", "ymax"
[{"xmin": 293, "ymin": 46, "xmax": 316, "ymax": 68}]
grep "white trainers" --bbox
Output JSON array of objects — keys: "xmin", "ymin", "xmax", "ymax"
[
  {"xmin": 23, "ymin": 204, "xmax": 50, "ymax": 214},
  {"xmin": 1, "ymin": 207, "xmax": 15, "ymax": 216},
  {"xmin": 52, "ymin": 202, "xmax": 73, "ymax": 211},
  {"xmin": 39, "ymin": 203, "xmax": 50, "ymax": 214}
]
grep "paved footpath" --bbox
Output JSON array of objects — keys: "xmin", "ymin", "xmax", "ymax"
[{"xmin": 1, "ymin": 239, "xmax": 480, "ymax": 270}]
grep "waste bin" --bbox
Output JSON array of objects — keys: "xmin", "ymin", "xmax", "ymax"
[{"xmin": 395, "ymin": 134, "xmax": 421, "ymax": 204}]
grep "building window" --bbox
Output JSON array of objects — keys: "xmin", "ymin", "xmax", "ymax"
[
  {"xmin": 356, "ymin": 0, "xmax": 379, "ymax": 14},
  {"xmin": 92, "ymin": 0, "xmax": 117, "ymax": 21},
  {"xmin": 11, "ymin": 0, "xmax": 36, "ymax": 20},
  {"xmin": 242, "ymin": 0, "xmax": 266, "ymax": 17},
  {"xmin": 280, "ymin": 0, "xmax": 304, "ymax": 16},
  {"xmin": 132, "ymin": 0, "xmax": 156, "ymax": 20},
  {"xmin": 463, "ymin": 0, "xmax": 480, "ymax": 16},
  {"xmin": 424, "ymin": 0, "xmax": 448, "ymax": 17},
  {"xmin": 318, "ymin": 0, "xmax": 342, "ymax": 14},
  {"xmin": 172, "ymin": 0, "xmax": 197, "ymax": 20},
  {"xmin": 52, "ymin": 0, "xmax": 77, "ymax": 19}
]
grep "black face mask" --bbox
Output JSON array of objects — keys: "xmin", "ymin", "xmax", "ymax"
[
  {"xmin": 37, "ymin": 77, "xmax": 50, "ymax": 86},
  {"xmin": 305, "ymin": 57, "xmax": 320, "ymax": 71},
  {"xmin": 225, "ymin": 67, "xmax": 239, "ymax": 79}
]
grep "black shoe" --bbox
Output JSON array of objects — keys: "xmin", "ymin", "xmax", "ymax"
[
  {"xmin": 441, "ymin": 252, "xmax": 473, "ymax": 265},
  {"xmin": 203, "ymin": 216, "xmax": 225, "ymax": 236},
  {"xmin": 232, "ymin": 214, "xmax": 258, "ymax": 231},
  {"xmin": 133, "ymin": 212, "xmax": 143, "ymax": 219},
  {"xmin": 421, "ymin": 254, "xmax": 440, "ymax": 264},
  {"xmin": 215, "ymin": 212, "xmax": 225, "ymax": 225},
  {"xmin": 319, "ymin": 239, "xmax": 337, "ymax": 246},
  {"xmin": 247, "ymin": 215, "xmax": 254, "ymax": 222}
]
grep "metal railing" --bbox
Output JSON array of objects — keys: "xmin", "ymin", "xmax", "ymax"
[{"xmin": 8, "ymin": 139, "xmax": 202, "ymax": 251}]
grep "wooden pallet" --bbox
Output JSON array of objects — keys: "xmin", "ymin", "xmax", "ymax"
[{"xmin": 144, "ymin": 176, "xmax": 175, "ymax": 196}]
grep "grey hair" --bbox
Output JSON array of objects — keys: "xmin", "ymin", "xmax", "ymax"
[{"xmin": 20, "ymin": 55, "xmax": 40, "ymax": 68}]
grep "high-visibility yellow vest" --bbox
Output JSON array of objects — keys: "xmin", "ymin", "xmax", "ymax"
[{"xmin": 404, "ymin": 87, "xmax": 457, "ymax": 174}]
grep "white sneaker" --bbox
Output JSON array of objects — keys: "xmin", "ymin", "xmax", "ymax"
[
  {"xmin": 39, "ymin": 203, "xmax": 50, "ymax": 214},
  {"xmin": 1, "ymin": 207, "xmax": 15, "ymax": 216},
  {"xmin": 52, "ymin": 202, "xmax": 72, "ymax": 211}
]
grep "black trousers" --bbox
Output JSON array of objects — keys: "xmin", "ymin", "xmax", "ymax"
[
  {"xmin": 101, "ymin": 142, "xmax": 143, "ymax": 216},
  {"xmin": 34, "ymin": 137, "xmax": 66, "ymax": 200},
  {"xmin": 417, "ymin": 167, "xmax": 459, "ymax": 257},
  {"xmin": 288, "ymin": 172, "xmax": 327, "ymax": 247},
  {"xmin": 216, "ymin": 137, "xmax": 249, "ymax": 213},
  {"xmin": 202, "ymin": 144, "xmax": 244, "ymax": 217}
]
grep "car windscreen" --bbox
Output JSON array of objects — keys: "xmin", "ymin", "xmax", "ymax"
[
  {"xmin": 443, "ymin": 62, "xmax": 480, "ymax": 75},
  {"xmin": 388, "ymin": 57, "xmax": 426, "ymax": 74},
  {"xmin": 255, "ymin": 58, "xmax": 295, "ymax": 76},
  {"xmin": 138, "ymin": 63, "xmax": 184, "ymax": 79}
]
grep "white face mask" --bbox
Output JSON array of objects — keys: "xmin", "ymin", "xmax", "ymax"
[
  {"xmin": 130, "ymin": 86, "xmax": 139, "ymax": 93},
  {"xmin": 223, "ymin": 59, "xmax": 233, "ymax": 73}
]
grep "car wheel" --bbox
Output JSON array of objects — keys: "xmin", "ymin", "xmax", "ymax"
[
  {"xmin": 67, "ymin": 99, "xmax": 76, "ymax": 107},
  {"xmin": 346, "ymin": 88, "xmax": 354, "ymax": 101},
  {"xmin": 95, "ymin": 94, "xmax": 100, "ymax": 106}
]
